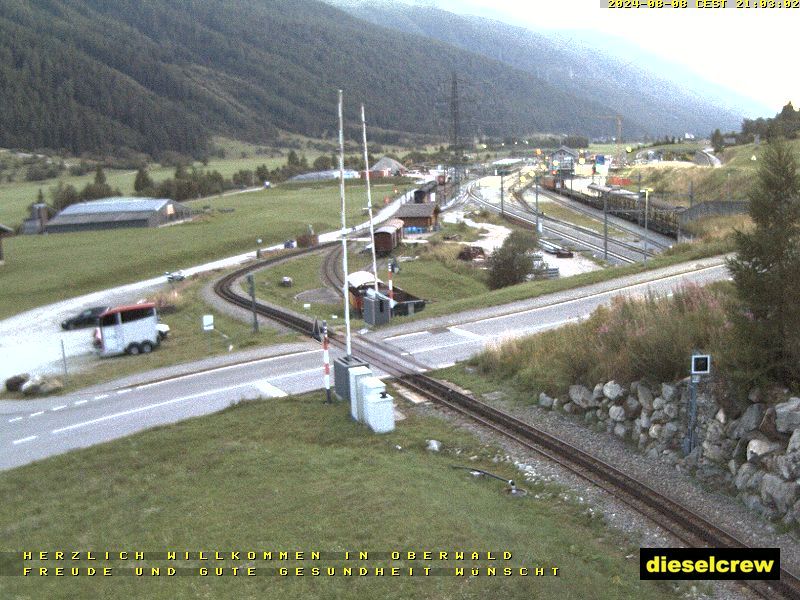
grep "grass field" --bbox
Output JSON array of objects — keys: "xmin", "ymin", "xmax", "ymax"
[
  {"xmin": 0, "ymin": 181, "xmax": 404, "ymax": 320},
  {"xmin": 0, "ymin": 390, "xmax": 681, "ymax": 600}
]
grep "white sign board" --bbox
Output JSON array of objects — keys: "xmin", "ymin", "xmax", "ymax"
[
  {"xmin": 202, "ymin": 314, "xmax": 214, "ymax": 331},
  {"xmin": 691, "ymin": 354, "xmax": 711, "ymax": 375}
]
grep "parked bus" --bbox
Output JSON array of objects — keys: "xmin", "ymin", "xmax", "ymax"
[{"xmin": 93, "ymin": 303, "xmax": 162, "ymax": 357}]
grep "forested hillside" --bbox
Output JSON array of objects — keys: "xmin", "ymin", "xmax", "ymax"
[
  {"xmin": 333, "ymin": 1, "xmax": 746, "ymax": 138},
  {"xmin": 0, "ymin": 0, "xmax": 631, "ymax": 158}
]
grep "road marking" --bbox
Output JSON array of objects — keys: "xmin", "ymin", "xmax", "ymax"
[
  {"xmin": 132, "ymin": 349, "xmax": 321, "ymax": 391},
  {"xmin": 449, "ymin": 327, "xmax": 484, "ymax": 340},
  {"xmin": 269, "ymin": 367, "xmax": 320, "ymax": 382},
  {"xmin": 12, "ymin": 436, "xmax": 37, "ymax": 445},
  {"xmin": 52, "ymin": 381, "xmax": 255, "ymax": 435},
  {"xmin": 52, "ymin": 405, "xmax": 66, "ymax": 412},
  {"xmin": 116, "ymin": 389, "xmax": 132, "ymax": 395},
  {"xmin": 74, "ymin": 400, "xmax": 88, "ymax": 406},
  {"xmin": 254, "ymin": 380, "xmax": 288, "ymax": 398},
  {"xmin": 94, "ymin": 394, "xmax": 109, "ymax": 400},
  {"xmin": 30, "ymin": 411, "xmax": 44, "ymax": 418},
  {"xmin": 8, "ymin": 417, "xmax": 23, "ymax": 423}
]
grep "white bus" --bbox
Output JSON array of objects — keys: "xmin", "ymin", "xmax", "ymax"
[{"xmin": 93, "ymin": 303, "xmax": 161, "ymax": 357}]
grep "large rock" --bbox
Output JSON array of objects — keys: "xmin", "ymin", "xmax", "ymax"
[
  {"xmin": 538, "ymin": 392, "xmax": 554, "ymax": 409},
  {"xmin": 705, "ymin": 421, "xmax": 725, "ymax": 445},
  {"xmin": 760, "ymin": 473, "xmax": 798, "ymax": 514},
  {"xmin": 20, "ymin": 375, "xmax": 44, "ymax": 396},
  {"xmin": 663, "ymin": 402, "xmax": 679, "ymax": 420},
  {"xmin": 650, "ymin": 409, "xmax": 670, "ymax": 424},
  {"xmin": 662, "ymin": 421, "xmax": 679, "ymax": 441},
  {"xmin": 775, "ymin": 398, "xmax": 800, "ymax": 433},
  {"xmin": 637, "ymin": 384, "xmax": 654, "ymax": 411},
  {"xmin": 747, "ymin": 438, "xmax": 782, "ymax": 461},
  {"xmin": 613, "ymin": 423, "xmax": 629, "ymax": 438},
  {"xmin": 592, "ymin": 383, "xmax": 604, "ymax": 402},
  {"xmin": 702, "ymin": 441, "xmax": 725, "ymax": 463},
  {"xmin": 624, "ymin": 396, "xmax": 641, "ymax": 419},
  {"xmin": 758, "ymin": 407, "xmax": 779, "ymax": 439},
  {"xmin": 661, "ymin": 383, "xmax": 677, "ymax": 403},
  {"xmin": 602, "ymin": 380, "xmax": 624, "ymax": 402},
  {"xmin": 649, "ymin": 424, "xmax": 663, "ymax": 439},
  {"xmin": 568, "ymin": 385, "xmax": 597, "ymax": 409},
  {"xmin": 608, "ymin": 405, "xmax": 626, "ymax": 422},
  {"xmin": 776, "ymin": 453, "xmax": 800, "ymax": 481},
  {"xmin": 652, "ymin": 396, "xmax": 665, "ymax": 411},
  {"xmin": 788, "ymin": 428, "xmax": 800, "ymax": 454},
  {"xmin": 5, "ymin": 373, "xmax": 29, "ymax": 393},
  {"xmin": 732, "ymin": 404, "xmax": 765, "ymax": 439},
  {"xmin": 735, "ymin": 462, "xmax": 758, "ymax": 490}
]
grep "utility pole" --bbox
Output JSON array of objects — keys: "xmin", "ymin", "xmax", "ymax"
[
  {"xmin": 535, "ymin": 174, "xmax": 540, "ymax": 233},
  {"xmin": 450, "ymin": 72, "xmax": 462, "ymax": 197},
  {"xmin": 603, "ymin": 192, "xmax": 608, "ymax": 261},
  {"xmin": 500, "ymin": 171, "xmax": 504, "ymax": 216}
]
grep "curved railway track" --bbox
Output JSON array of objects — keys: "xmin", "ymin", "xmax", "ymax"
[{"xmin": 213, "ymin": 245, "xmax": 800, "ymax": 600}]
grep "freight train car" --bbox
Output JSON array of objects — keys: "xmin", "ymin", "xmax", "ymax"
[
  {"xmin": 372, "ymin": 218, "xmax": 404, "ymax": 255},
  {"xmin": 539, "ymin": 176, "xmax": 681, "ymax": 237}
]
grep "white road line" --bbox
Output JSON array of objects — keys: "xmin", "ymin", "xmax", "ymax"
[
  {"xmin": 254, "ymin": 380, "xmax": 288, "ymax": 398},
  {"xmin": 116, "ymin": 389, "xmax": 132, "ymax": 395},
  {"xmin": 8, "ymin": 417, "xmax": 23, "ymax": 423},
  {"xmin": 52, "ymin": 381, "xmax": 254, "ymax": 435},
  {"xmin": 383, "ymin": 330, "xmax": 430, "ymax": 342},
  {"xmin": 52, "ymin": 405, "xmax": 66, "ymax": 412},
  {"xmin": 94, "ymin": 394, "xmax": 110, "ymax": 400},
  {"xmin": 74, "ymin": 400, "xmax": 88, "ymax": 406},
  {"xmin": 133, "ymin": 349, "xmax": 320, "ymax": 391},
  {"xmin": 448, "ymin": 327, "xmax": 485, "ymax": 340},
  {"xmin": 30, "ymin": 411, "xmax": 44, "ymax": 418},
  {"xmin": 269, "ymin": 367, "xmax": 321, "ymax": 382},
  {"xmin": 12, "ymin": 436, "xmax": 37, "ymax": 445}
]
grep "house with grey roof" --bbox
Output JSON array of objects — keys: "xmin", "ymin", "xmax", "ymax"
[
  {"xmin": 396, "ymin": 202, "xmax": 439, "ymax": 232},
  {"xmin": 46, "ymin": 197, "xmax": 193, "ymax": 233}
]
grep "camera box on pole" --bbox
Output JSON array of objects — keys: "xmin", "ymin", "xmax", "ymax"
[
  {"xmin": 363, "ymin": 295, "xmax": 391, "ymax": 326},
  {"xmin": 333, "ymin": 355, "xmax": 369, "ymax": 401}
]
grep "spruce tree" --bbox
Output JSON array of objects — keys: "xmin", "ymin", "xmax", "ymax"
[
  {"xmin": 134, "ymin": 167, "xmax": 154, "ymax": 194},
  {"xmin": 727, "ymin": 140, "xmax": 800, "ymax": 386}
]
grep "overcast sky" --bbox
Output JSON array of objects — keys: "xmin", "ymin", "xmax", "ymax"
[{"xmin": 404, "ymin": 0, "xmax": 797, "ymax": 114}]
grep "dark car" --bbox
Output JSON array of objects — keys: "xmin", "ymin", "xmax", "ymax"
[{"xmin": 61, "ymin": 306, "xmax": 108, "ymax": 330}]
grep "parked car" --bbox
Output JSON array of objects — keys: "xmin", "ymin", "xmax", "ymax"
[
  {"xmin": 61, "ymin": 306, "xmax": 108, "ymax": 330},
  {"xmin": 165, "ymin": 270, "xmax": 185, "ymax": 282}
]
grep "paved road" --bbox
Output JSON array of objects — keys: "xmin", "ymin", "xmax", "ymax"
[{"xmin": 1, "ymin": 254, "xmax": 729, "ymax": 470}]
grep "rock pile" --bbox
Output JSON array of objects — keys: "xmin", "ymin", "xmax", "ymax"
[{"xmin": 538, "ymin": 380, "xmax": 800, "ymax": 526}]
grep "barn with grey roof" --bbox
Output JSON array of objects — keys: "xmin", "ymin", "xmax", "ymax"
[{"xmin": 46, "ymin": 197, "xmax": 193, "ymax": 233}]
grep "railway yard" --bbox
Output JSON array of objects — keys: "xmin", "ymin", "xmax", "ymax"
[{"xmin": 2, "ymin": 167, "xmax": 798, "ymax": 599}]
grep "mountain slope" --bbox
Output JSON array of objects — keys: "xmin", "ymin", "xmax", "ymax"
[
  {"xmin": 331, "ymin": 1, "xmax": 748, "ymax": 137},
  {"xmin": 0, "ymin": 0, "xmax": 638, "ymax": 157}
]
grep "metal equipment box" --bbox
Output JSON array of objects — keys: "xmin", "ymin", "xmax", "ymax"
[{"xmin": 333, "ymin": 355, "xmax": 369, "ymax": 401}]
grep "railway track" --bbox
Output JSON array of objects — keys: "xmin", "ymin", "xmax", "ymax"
[
  {"xmin": 529, "ymin": 187, "xmax": 672, "ymax": 251},
  {"xmin": 212, "ymin": 254, "xmax": 800, "ymax": 599}
]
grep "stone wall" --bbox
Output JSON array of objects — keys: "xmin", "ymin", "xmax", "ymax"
[{"xmin": 537, "ymin": 380, "xmax": 800, "ymax": 526}]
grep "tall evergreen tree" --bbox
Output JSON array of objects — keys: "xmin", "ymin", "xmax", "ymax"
[
  {"xmin": 727, "ymin": 140, "xmax": 800, "ymax": 386},
  {"xmin": 134, "ymin": 167, "xmax": 154, "ymax": 194}
]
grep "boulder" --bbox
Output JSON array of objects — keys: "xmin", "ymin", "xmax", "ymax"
[
  {"xmin": 650, "ymin": 409, "xmax": 669, "ymax": 425},
  {"xmin": 661, "ymin": 383, "xmax": 677, "ymax": 403},
  {"xmin": 662, "ymin": 421, "xmax": 679, "ymax": 441},
  {"xmin": 758, "ymin": 407, "xmax": 779, "ymax": 439},
  {"xmin": 715, "ymin": 408, "xmax": 726, "ymax": 424},
  {"xmin": 747, "ymin": 438, "xmax": 782, "ymax": 461},
  {"xmin": 592, "ymin": 383, "xmax": 604, "ymax": 402},
  {"xmin": 5, "ymin": 373, "xmax": 29, "ymax": 393},
  {"xmin": 613, "ymin": 423, "xmax": 629, "ymax": 438},
  {"xmin": 608, "ymin": 405, "xmax": 626, "ymax": 422},
  {"xmin": 705, "ymin": 421, "xmax": 725, "ymax": 445},
  {"xmin": 702, "ymin": 441, "xmax": 725, "ymax": 463},
  {"xmin": 624, "ymin": 396, "xmax": 641, "ymax": 419},
  {"xmin": 775, "ymin": 398, "xmax": 800, "ymax": 433},
  {"xmin": 748, "ymin": 387, "xmax": 762, "ymax": 403},
  {"xmin": 551, "ymin": 398, "xmax": 561, "ymax": 412},
  {"xmin": 649, "ymin": 424, "xmax": 663, "ymax": 439},
  {"xmin": 760, "ymin": 473, "xmax": 798, "ymax": 514},
  {"xmin": 562, "ymin": 402, "xmax": 576, "ymax": 414},
  {"xmin": 735, "ymin": 462, "xmax": 758, "ymax": 490},
  {"xmin": 637, "ymin": 412, "xmax": 652, "ymax": 431},
  {"xmin": 20, "ymin": 375, "xmax": 44, "ymax": 396},
  {"xmin": 602, "ymin": 380, "xmax": 624, "ymax": 402},
  {"xmin": 568, "ymin": 385, "xmax": 597, "ymax": 409},
  {"xmin": 788, "ymin": 428, "xmax": 800, "ymax": 454},
  {"xmin": 776, "ymin": 453, "xmax": 800, "ymax": 481},
  {"xmin": 732, "ymin": 404, "xmax": 765, "ymax": 439},
  {"xmin": 652, "ymin": 396, "xmax": 665, "ymax": 411},
  {"xmin": 538, "ymin": 393, "xmax": 554, "ymax": 409},
  {"xmin": 663, "ymin": 402, "xmax": 678, "ymax": 420},
  {"xmin": 637, "ymin": 384, "xmax": 654, "ymax": 411},
  {"xmin": 426, "ymin": 439, "xmax": 441, "ymax": 452}
]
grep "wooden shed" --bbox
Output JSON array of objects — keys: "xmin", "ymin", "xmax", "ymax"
[{"xmin": 396, "ymin": 203, "xmax": 439, "ymax": 232}]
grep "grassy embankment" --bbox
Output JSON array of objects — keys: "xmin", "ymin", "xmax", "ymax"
[
  {"xmin": 0, "ymin": 390, "xmax": 682, "ymax": 600},
  {"xmin": 0, "ymin": 181, "xmax": 410, "ymax": 320}
]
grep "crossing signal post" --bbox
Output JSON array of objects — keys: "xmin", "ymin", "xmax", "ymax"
[
  {"xmin": 246, "ymin": 273, "xmax": 258, "ymax": 333},
  {"xmin": 322, "ymin": 320, "xmax": 331, "ymax": 404},
  {"xmin": 684, "ymin": 353, "xmax": 712, "ymax": 455}
]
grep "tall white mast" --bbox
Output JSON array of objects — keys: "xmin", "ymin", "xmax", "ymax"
[
  {"xmin": 361, "ymin": 104, "xmax": 379, "ymax": 293},
  {"xmin": 338, "ymin": 90, "xmax": 352, "ymax": 356}
]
